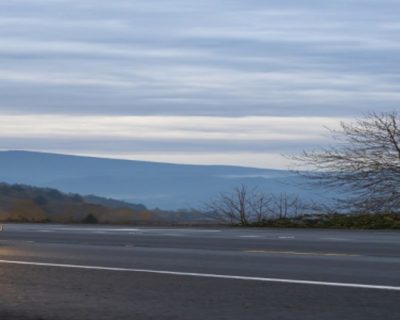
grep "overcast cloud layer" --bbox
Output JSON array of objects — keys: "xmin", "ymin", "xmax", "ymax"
[{"xmin": 0, "ymin": 0, "xmax": 399, "ymax": 167}]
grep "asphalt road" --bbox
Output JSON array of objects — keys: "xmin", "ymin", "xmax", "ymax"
[{"xmin": 0, "ymin": 224, "xmax": 399, "ymax": 320}]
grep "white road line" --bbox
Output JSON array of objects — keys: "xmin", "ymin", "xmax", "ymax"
[
  {"xmin": 31, "ymin": 228, "xmax": 221, "ymax": 234},
  {"xmin": 246, "ymin": 250, "xmax": 359, "ymax": 257},
  {"xmin": 278, "ymin": 236, "xmax": 295, "ymax": 239},
  {"xmin": 136, "ymin": 229, "xmax": 222, "ymax": 233},
  {"xmin": 321, "ymin": 237, "xmax": 350, "ymax": 241},
  {"xmin": 239, "ymin": 235, "xmax": 262, "ymax": 238},
  {"xmin": 103, "ymin": 229, "xmax": 142, "ymax": 232},
  {"xmin": 40, "ymin": 228, "xmax": 142, "ymax": 232},
  {"xmin": 0, "ymin": 259, "xmax": 398, "ymax": 291}
]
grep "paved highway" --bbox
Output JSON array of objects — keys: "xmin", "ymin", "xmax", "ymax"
[{"xmin": 0, "ymin": 224, "xmax": 399, "ymax": 319}]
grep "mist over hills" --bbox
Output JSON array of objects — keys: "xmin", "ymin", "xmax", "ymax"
[{"xmin": 0, "ymin": 151, "xmax": 327, "ymax": 209}]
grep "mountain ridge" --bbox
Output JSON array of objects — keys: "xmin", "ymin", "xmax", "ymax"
[{"xmin": 0, "ymin": 150, "xmax": 323, "ymax": 209}]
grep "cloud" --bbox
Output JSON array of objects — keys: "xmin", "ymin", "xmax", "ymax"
[
  {"xmin": 0, "ymin": 114, "xmax": 343, "ymax": 168},
  {"xmin": 0, "ymin": 0, "xmax": 399, "ymax": 118},
  {"xmin": 0, "ymin": 114, "xmax": 342, "ymax": 140},
  {"xmin": 0, "ymin": 0, "xmax": 399, "ymax": 166}
]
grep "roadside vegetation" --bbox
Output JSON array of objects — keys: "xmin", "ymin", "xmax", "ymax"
[
  {"xmin": 205, "ymin": 185, "xmax": 400, "ymax": 229},
  {"xmin": 206, "ymin": 112, "xmax": 400, "ymax": 229},
  {"xmin": 242, "ymin": 213, "xmax": 400, "ymax": 229}
]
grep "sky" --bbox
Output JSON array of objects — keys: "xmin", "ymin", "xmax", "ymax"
[{"xmin": 0, "ymin": 0, "xmax": 399, "ymax": 168}]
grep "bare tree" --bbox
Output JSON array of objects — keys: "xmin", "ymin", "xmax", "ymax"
[
  {"xmin": 269, "ymin": 193, "xmax": 304, "ymax": 218},
  {"xmin": 248, "ymin": 189, "xmax": 273, "ymax": 223},
  {"xmin": 206, "ymin": 184, "xmax": 253, "ymax": 225},
  {"xmin": 293, "ymin": 111, "xmax": 400, "ymax": 213},
  {"xmin": 206, "ymin": 185, "xmax": 306, "ymax": 224},
  {"xmin": 275, "ymin": 193, "xmax": 289, "ymax": 218}
]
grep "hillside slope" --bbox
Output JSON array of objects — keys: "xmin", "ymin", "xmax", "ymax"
[
  {"xmin": 0, "ymin": 182, "xmax": 213, "ymax": 224},
  {"xmin": 0, "ymin": 151, "xmax": 329, "ymax": 209},
  {"xmin": 0, "ymin": 183, "xmax": 150, "ymax": 223}
]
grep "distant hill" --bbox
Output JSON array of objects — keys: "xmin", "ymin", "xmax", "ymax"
[
  {"xmin": 0, "ymin": 182, "xmax": 209, "ymax": 224},
  {"xmin": 83, "ymin": 195, "xmax": 147, "ymax": 212},
  {"xmin": 0, "ymin": 151, "xmax": 330, "ymax": 209},
  {"xmin": 0, "ymin": 182, "xmax": 152, "ymax": 223}
]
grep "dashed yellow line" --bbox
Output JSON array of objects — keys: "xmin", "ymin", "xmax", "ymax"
[{"xmin": 245, "ymin": 250, "xmax": 360, "ymax": 257}]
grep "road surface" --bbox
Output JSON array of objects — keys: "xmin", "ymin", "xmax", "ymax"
[{"xmin": 0, "ymin": 224, "xmax": 399, "ymax": 319}]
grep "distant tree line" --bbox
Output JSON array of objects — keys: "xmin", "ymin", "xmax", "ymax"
[{"xmin": 0, "ymin": 183, "xmax": 211, "ymax": 225}]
